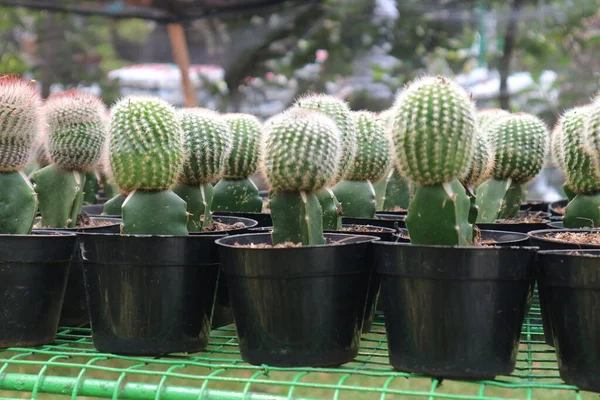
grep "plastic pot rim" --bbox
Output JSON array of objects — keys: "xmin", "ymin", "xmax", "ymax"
[
  {"xmin": 382, "ymin": 229, "xmax": 532, "ymax": 248},
  {"xmin": 373, "ymin": 239, "xmax": 537, "ymax": 252},
  {"xmin": 528, "ymin": 228, "xmax": 600, "ymax": 248},
  {"xmin": 0, "ymin": 231, "xmax": 77, "ymax": 238},
  {"xmin": 215, "ymin": 232, "xmax": 380, "ymax": 250}
]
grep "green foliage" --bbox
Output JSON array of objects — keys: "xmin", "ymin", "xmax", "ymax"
[{"xmin": 109, "ymin": 96, "xmax": 184, "ymax": 192}]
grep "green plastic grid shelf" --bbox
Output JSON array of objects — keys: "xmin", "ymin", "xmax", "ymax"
[{"xmin": 0, "ymin": 301, "xmax": 595, "ymax": 400}]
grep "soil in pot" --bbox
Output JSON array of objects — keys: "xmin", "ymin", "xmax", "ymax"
[
  {"xmin": 476, "ymin": 211, "xmax": 551, "ymax": 234},
  {"xmin": 216, "ymin": 232, "xmax": 378, "ymax": 367},
  {"xmin": 34, "ymin": 216, "xmax": 121, "ymax": 327},
  {"xmin": 0, "ymin": 231, "xmax": 77, "ymax": 348},
  {"xmin": 549, "ymin": 199, "xmax": 568, "ymax": 217},
  {"xmin": 375, "ymin": 241, "xmax": 536, "ymax": 379},
  {"xmin": 78, "ymin": 233, "xmax": 224, "ymax": 356},
  {"xmin": 538, "ymin": 249, "xmax": 600, "ymax": 392}
]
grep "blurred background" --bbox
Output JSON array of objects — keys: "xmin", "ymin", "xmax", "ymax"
[{"xmin": 1, "ymin": 0, "xmax": 599, "ymax": 199}]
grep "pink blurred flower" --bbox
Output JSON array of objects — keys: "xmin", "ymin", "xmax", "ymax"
[{"xmin": 316, "ymin": 49, "xmax": 328, "ymax": 63}]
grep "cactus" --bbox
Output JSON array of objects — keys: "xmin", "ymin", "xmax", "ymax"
[
  {"xmin": 262, "ymin": 108, "xmax": 341, "ymax": 245},
  {"xmin": 172, "ymin": 108, "xmax": 232, "ymax": 232},
  {"xmin": 212, "ymin": 113, "xmax": 262, "ymax": 213},
  {"xmin": 560, "ymin": 105, "xmax": 600, "ymax": 227},
  {"xmin": 476, "ymin": 113, "xmax": 549, "ymax": 222},
  {"xmin": 294, "ymin": 94, "xmax": 357, "ymax": 229},
  {"xmin": 0, "ymin": 75, "xmax": 41, "ymax": 234},
  {"xmin": 333, "ymin": 111, "xmax": 393, "ymax": 218},
  {"xmin": 31, "ymin": 90, "xmax": 107, "ymax": 228},
  {"xmin": 392, "ymin": 76, "xmax": 476, "ymax": 246},
  {"xmin": 109, "ymin": 96, "xmax": 187, "ymax": 235}
]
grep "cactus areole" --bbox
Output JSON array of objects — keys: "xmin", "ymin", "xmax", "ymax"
[
  {"xmin": 561, "ymin": 104, "xmax": 600, "ymax": 228},
  {"xmin": 0, "ymin": 75, "xmax": 41, "ymax": 234},
  {"xmin": 392, "ymin": 76, "xmax": 476, "ymax": 246},
  {"xmin": 109, "ymin": 96, "xmax": 187, "ymax": 235},
  {"xmin": 333, "ymin": 111, "xmax": 393, "ymax": 218},
  {"xmin": 476, "ymin": 113, "xmax": 549, "ymax": 223},
  {"xmin": 262, "ymin": 108, "xmax": 342, "ymax": 245},
  {"xmin": 212, "ymin": 113, "xmax": 263, "ymax": 213}
]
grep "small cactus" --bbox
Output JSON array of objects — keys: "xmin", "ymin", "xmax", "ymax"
[
  {"xmin": 212, "ymin": 113, "xmax": 263, "ymax": 213},
  {"xmin": 392, "ymin": 76, "xmax": 476, "ymax": 245},
  {"xmin": 476, "ymin": 113, "xmax": 549, "ymax": 222},
  {"xmin": 172, "ymin": 108, "xmax": 233, "ymax": 231},
  {"xmin": 460, "ymin": 125, "xmax": 495, "ymax": 189},
  {"xmin": 262, "ymin": 108, "xmax": 341, "ymax": 245},
  {"xmin": 476, "ymin": 108, "xmax": 510, "ymax": 136},
  {"xmin": 108, "ymin": 96, "xmax": 187, "ymax": 235},
  {"xmin": 31, "ymin": 90, "xmax": 108, "ymax": 228},
  {"xmin": 561, "ymin": 104, "xmax": 600, "ymax": 227},
  {"xmin": 333, "ymin": 111, "xmax": 393, "ymax": 218},
  {"xmin": 0, "ymin": 75, "xmax": 41, "ymax": 234}
]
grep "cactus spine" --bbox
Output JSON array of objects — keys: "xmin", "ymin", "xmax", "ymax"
[
  {"xmin": 171, "ymin": 108, "xmax": 232, "ymax": 232},
  {"xmin": 476, "ymin": 113, "xmax": 549, "ymax": 222},
  {"xmin": 333, "ymin": 111, "xmax": 393, "ymax": 218},
  {"xmin": 262, "ymin": 108, "xmax": 341, "ymax": 245},
  {"xmin": 0, "ymin": 75, "xmax": 41, "ymax": 234},
  {"xmin": 294, "ymin": 94, "xmax": 357, "ymax": 229},
  {"xmin": 31, "ymin": 90, "xmax": 108, "ymax": 228},
  {"xmin": 392, "ymin": 76, "xmax": 476, "ymax": 246},
  {"xmin": 109, "ymin": 96, "xmax": 187, "ymax": 235},
  {"xmin": 212, "ymin": 113, "xmax": 262, "ymax": 213},
  {"xmin": 374, "ymin": 109, "xmax": 413, "ymax": 211},
  {"xmin": 560, "ymin": 105, "xmax": 600, "ymax": 227}
]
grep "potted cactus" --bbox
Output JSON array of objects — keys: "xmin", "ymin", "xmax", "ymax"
[
  {"xmin": 0, "ymin": 75, "xmax": 77, "ymax": 347},
  {"xmin": 78, "ymin": 96, "xmax": 235, "ymax": 355},
  {"xmin": 374, "ymin": 76, "xmax": 537, "ymax": 379},
  {"xmin": 216, "ymin": 108, "xmax": 378, "ymax": 367},
  {"xmin": 475, "ymin": 112, "xmax": 551, "ymax": 233},
  {"xmin": 294, "ymin": 94, "xmax": 357, "ymax": 230}
]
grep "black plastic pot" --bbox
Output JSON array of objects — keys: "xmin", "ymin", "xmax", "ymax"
[
  {"xmin": 375, "ymin": 210, "xmax": 407, "ymax": 217},
  {"xmin": 549, "ymin": 199, "xmax": 568, "ymax": 217},
  {"xmin": 547, "ymin": 221, "xmax": 564, "ymax": 229},
  {"xmin": 375, "ymin": 241, "xmax": 537, "ymax": 379},
  {"xmin": 34, "ymin": 218, "xmax": 121, "ymax": 327},
  {"xmin": 0, "ymin": 232, "xmax": 77, "ymax": 348},
  {"xmin": 343, "ymin": 215, "xmax": 405, "ymax": 230},
  {"xmin": 79, "ymin": 232, "xmax": 224, "ymax": 355},
  {"xmin": 394, "ymin": 229, "xmax": 530, "ymax": 246},
  {"xmin": 520, "ymin": 201, "xmax": 550, "ymax": 213},
  {"xmin": 476, "ymin": 211, "xmax": 551, "ymax": 234},
  {"xmin": 538, "ymin": 249, "xmax": 600, "ymax": 392},
  {"xmin": 213, "ymin": 211, "xmax": 272, "ymax": 227},
  {"xmin": 216, "ymin": 232, "xmax": 378, "ymax": 367}
]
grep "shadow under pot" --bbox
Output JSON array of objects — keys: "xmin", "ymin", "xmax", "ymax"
[
  {"xmin": 528, "ymin": 229, "xmax": 600, "ymax": 347},
  {"xmin": 34, "ymin": 217, "xmax": 121, "ymax": 327},
  {"xmin": 216, "ymin": 232, "xmax": 378, "ymax": 367},
  {"xmin": 375, "ymin": 241, "xmax": 537, "ymax": 379},
  {"xmin": 537, "ymin": 249, "xmax": 600, "ymax": 392},
  {"xmin": 78, "ymin": 232, "xmax": 223, "ymax": 356},
  {"xmin": 0, "ymin": 232, "xmax": 77, "ymax": 348}
]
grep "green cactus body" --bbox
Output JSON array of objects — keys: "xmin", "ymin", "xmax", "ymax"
[
  {"xmin": 562, "ymin": 105, "xmax": 600, "ymax": 227},
  {"xmin": 374, "ymin": 168, "xmax": 412, "ymax": 211},
  {"xmin": 476, "ymin": 113, "xmax": 549, "ymax": 222},
  {"xmin": 294, "ymin": 95, "xmax": 356, "ymax": 228},
  {"xmin": 213, "ymin": 113, "xmax": 262, "ymax": 213},
  {"xmin": 175, "ymin": 108, "xmax": 232, "ymax": 231},
  {"xmin": 333, "ymin": 111, "xmax": 392, "ymax": 218},
  {"xmin": 32, "ymin": 90, "xmax": 108, "ymax": 227},
  {"xmin": 476, "ymin": 109, "xmax": 510, "ymax": 135},
  {"xmin": 0, "ymin": 75, "xmax": 42, "ymax": 234},
  {"xmin": 83, "ymin": 171, "xmax": 99, "ymax": 204},
  {"xmin": 262, "ymin": 108, "xmax": 341, "ymax": 245},
  {"xmin": 103, "ymin": 193, "xmax": 126, "ymax": 216},
  {"xmin": 392, "ymin": 76, "xmax": 476, "ymax": 245},
  {"xmin": 109, "ymin": 96, "xmax": 187, "ymax": 235}
]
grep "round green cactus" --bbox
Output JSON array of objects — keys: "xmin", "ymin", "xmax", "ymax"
[
  {"xmin": 550, "ymin": 121, "xmax": 565, "ymax": 173},
  {"xmin": 392, "ymin": 76, "xmax": 476, "ymax": 246},
  {"xmin": 333, "ymin": 111, "xmax": 393, "ymax": 218},
  {"xmin": 460, "ymin": 129, "xmax": 495, "ymax": 189},
  {"xmin": 488, "ymin": 113, "xmax": 549, "ymax": 184},
  {"xmin": 476, "ymin": 108, "xmax": 510, "ymax": 136},
  {"xmin": 109, "ymin": 96, "xmax": 184, "ymax": 192},
  {"xmin": 0, "ymin": 75, "xmax": 41, "ymax": 172},
  {"xmin": 109, "ymin": 96, "xmax": 187, "ymax": 235},
  {"xmin": 392, "ymin": 76, "xmax": 476, "ymax": 187},
  {"xmin": 294, "ymin": 94, "xmax": 356, "ymax": 180},
  {"xmin": 0, "ymin": 75, "xmax": 41, "ymax": 234},
  {"xmin": 45, "ymin": 90, "xmax": 108, "ymax": 171},
  {"xmin": 263, "ymin": 108, "xmax": 341, "ymax": 245}
]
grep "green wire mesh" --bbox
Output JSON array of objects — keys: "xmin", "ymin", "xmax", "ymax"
[{"xmin": 0, "ymin": 294, "xmax": 595, "ymax": 400}]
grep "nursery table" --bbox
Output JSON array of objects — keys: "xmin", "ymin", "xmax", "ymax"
[{"xmin": 0, "ymin": 301, "xmax": 594, "ymax": 400}]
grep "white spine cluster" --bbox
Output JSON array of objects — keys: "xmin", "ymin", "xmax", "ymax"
[{"xmin": 222, "ymin": 113, "xmax": 262, "ymax": 180}]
